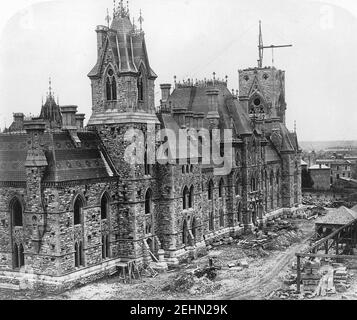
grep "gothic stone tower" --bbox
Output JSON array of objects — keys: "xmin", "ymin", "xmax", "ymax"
[
  {"xmin": 87, "ymin": 4, "xmax": 161, "ymax": 262},
  {"xmin": 239, "ymin": 66, "xmax": 301, "ymax": 209}
]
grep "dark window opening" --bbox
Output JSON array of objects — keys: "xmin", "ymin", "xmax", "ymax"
[
  {"xmin": 13, "ymin": 243, "xmax": 24, "ymax": 269},
  {"xmin": 19, "ymin": 244, "xmax": 24, "ymax": 267},
  {"xmin": 79, "ymin": 242, "xmax": 84, "ymax": 266},
  {"xmin": 189, "ymin": 186, "xmax": 194, "ymax": 208},
  {"xmin": 74, "ymin": 241, "xmax": 84, "ymax": 268},
  {"xmin": 254, "ymin": 98, "xmax": 261, "ymax": 106},
  {"xmin": 208, "ymin": 180, "xmax": 214, "ymax": 200},
  {"xmin": 138, "ymin": 74, "xmax": 144, "ymax": 101},
  {"xmin": 105, "ymin": 68, "xmax": 117, "ymax": 101},
  {"xmin": 145, "ymin": 189, "xmax": 152, "ymax": 214},
  {"xmin": 11, "ymin": 198, "xmax": 23, "ymax": 227},
  {"xmin": 74, "ymin": 197, "xmax": 83, "ymax": 225},
  {"xmin": 102, "ymin": 235, "xmax": 110, "ymax": 260},
  {"xmin": 144, "ymin": 145, "xmax": 151, "ymax": 175},
  {"xmin": 74, "ymin": 243, "xmax": 79, "ymax": 267},
  {"xmin": 209, "ymin": 211, "xmax": 214, "ymax": 231},
  {"xmin": 100, "ymin": 193, "xmax": 109, "ymax": 220},
  {"xmin": 183, "ymin": 186, "xmax": 189, "ymax": 210}
]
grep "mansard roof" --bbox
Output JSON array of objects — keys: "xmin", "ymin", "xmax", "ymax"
[
  {"xmin": 165, "ymin": 83, "xmax": 252, "ymax": 136},
  {"xmin": 88, "ymin": 15, "xmax": 157, "ymax": 79},
  {"xmin": 0, "ymin": 131, "xmax": 114, "ymax": 183}
]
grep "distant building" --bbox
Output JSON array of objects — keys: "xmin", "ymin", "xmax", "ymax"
[
  {"xmin": 309, "ymin": 164, "xmax": 331, "ymax": 191},
  {"xmin": 316, "ymin": 158, "xmax": 352, "ymax": 184}
]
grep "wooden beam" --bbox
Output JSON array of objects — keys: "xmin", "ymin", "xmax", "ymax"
[
  {"xmin": 296, "ymin": 252, "xmax": 357, "ymax": 260},
  {"xmin": 307, "ymin": 219, "xmax": 357, "ymax": 253}
]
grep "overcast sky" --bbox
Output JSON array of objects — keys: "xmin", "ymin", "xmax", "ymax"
[{"xmin": 0, "ymin": 0, "xmax": 357, "ymax": 142}]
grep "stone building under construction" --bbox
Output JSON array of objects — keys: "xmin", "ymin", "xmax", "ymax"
[{"xmin": 0, "ymin": 3, "xmax": 301, "ymax": 290}]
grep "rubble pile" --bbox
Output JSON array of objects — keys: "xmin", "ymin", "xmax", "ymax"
[
  {"xmin": 162, "ymin": 262, "xmax": 221, "ymax": 295},
  {"xmin": 302, "ymin": 196, "xmax": 356, "ymax": 209},
  {"xmin": 188, "ymin": 277, "xmax": 222, "ymax": 296},
  {"xmin": 268, "ymin": 258, "xmax": 353, "ymax": 300},
  {"xmin": 237, "ymin": 220, "xmax": 303, "ymax": 253}
]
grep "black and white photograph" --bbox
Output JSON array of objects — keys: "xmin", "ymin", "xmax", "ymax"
[{"xmin": 0, "ymin": 0, "xmax": 357, "ymax": 308}]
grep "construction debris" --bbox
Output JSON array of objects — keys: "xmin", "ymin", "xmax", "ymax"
[{"xmin": 268, "ymin": 256, "xmax": 353, "ymax": 300}]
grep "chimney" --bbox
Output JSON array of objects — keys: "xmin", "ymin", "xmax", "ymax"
[
  {"xmin": 172, "ymin": 108, "xmax": 187, "ymax": 128},
  {"xmin": 75, "ymin": 113, "xmax": 85, "ymax": 129},
  {"xmin": 160, "ymin": 84, "xmax": 171, "ymax": 102},
  {"xmin": 13, "ymin": 113, "xmax": 24, "ymax": 124},
  {"xmin": 13, "ymin": 113, "xmax": 24, "ymax": 130},
  {"xmin": 197, "ymin": 113, "xmax": 205, "ymax": 129},
  {"xmin": 206, "ymin": 89, "xmax": 220, "ymax": 129},
  {"xmin": 185, "ymin": 111, "xmax": 194, "ymax": 128},
  {"xmin": 23, "ymin": 120, "xmax": 48, "ymax": 167},
  {"xmin": 239, "ymin": 95, "xmax": 249, "ymax": 114},
  {"xmin": 95, "ymin": 26, "xmax": 108, "ymax": 57},
  {"xmin": 60, "ymin": 105, "xmax": 78, "ymax": 130}
]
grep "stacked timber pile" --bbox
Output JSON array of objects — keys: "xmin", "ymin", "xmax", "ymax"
[
  {"xmin": 333, "ymin": 264, "xmax": 350, "ymax": 292},
  {"xmin": 302, "ymin": 260, "xmax": 321, "ymax": 293}
]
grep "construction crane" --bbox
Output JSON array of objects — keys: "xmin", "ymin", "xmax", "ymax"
[{"xmin": 257, "ymin": 20, "xmax": 292, "ymax": 68}]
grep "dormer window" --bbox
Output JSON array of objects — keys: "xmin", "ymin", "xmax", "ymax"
[{"xmin": 106, "ymin": 68, "xmax": 117, "ymax": 101}]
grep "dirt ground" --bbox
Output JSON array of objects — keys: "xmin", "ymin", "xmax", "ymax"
[{"xmin": 1, "ymin": 218, "xmax": 355, "ymax": 300}]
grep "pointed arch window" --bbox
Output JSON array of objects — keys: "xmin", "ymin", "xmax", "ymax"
[
  {"xmin": 105, "ymin": 68, "xmax": 117, "ymax": 101},
  {"xmin": 145, "ymin": 189, "xmax": 152, "ymax": 215},
  {"xmin": 183, "ymin": 186, "xmax": 189, "ymax": 210},
  {"xmin": 11, "ymin": 197, "xmax": 23, "ymax": 227},
  {"xmin": 74, "ymin": 196, "xmax": 84, "ymax": 225},
  {"xmin": 100, "ymin": 193, "xmax": 110, "ymax": 220}
]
